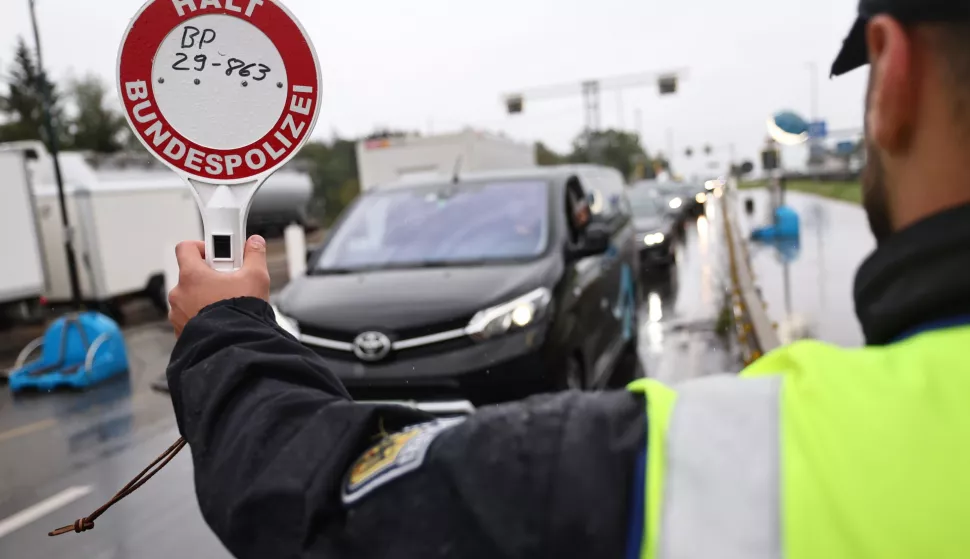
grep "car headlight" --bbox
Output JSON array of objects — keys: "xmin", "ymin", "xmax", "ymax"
[
  {"xmin": 695, "ymin": 193, "xmax": 708, "ymax": 204},
  {"xmin": 466, "ymin": 287, "xmax": 552, "ymax": 340},
  {"xmin": 272, "ymin": 305, "xmax": 301, "ymax": 338},
  {"xmin": 669, "ymin": 197, "xmax": 683, "ymax": 210},
  {"xmin": 643, "ymin": 232, "xmax": 666, "ymax": 246}
]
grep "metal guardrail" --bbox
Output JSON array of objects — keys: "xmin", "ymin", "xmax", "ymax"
[{"xmin": 721, "ymin": 185, "xmax": 781, "ymax": 366}]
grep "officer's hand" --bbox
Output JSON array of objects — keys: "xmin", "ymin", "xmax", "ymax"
[{"xmin": 168, "ymin": 236, "xmax": 271, "ymax": 337}]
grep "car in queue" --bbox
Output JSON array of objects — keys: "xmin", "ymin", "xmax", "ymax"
[
  {"xmin": 677, "ymin": 181, "xmax": 709, "ymax": 217},
  {"xmin": 275, "ymin": 165, "xmax": 641, "ymax": 411},
  {"xmin": 633, "ymin": 180, "xmax": 688, "ymax": 225},
  {"xmin": 627, "ymin": 187, "xmax": 676, "ymax": 271}
]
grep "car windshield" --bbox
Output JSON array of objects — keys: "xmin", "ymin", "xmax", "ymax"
[
  {"xmin": 633, "ymin": 180, "xmax": 680, "ymax": 198},
  {"xmin": 627, "ymin": 190, "xmax": 667, "ymax": 218},
  {"xmin": 315, "ymin": 180, "xmax": 550, "ymax": 272}
]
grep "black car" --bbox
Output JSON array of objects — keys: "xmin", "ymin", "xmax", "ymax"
[
  {"xmin": 275, "ymin": 165, "xmax": 641, "ymax": 410},
  {"xmin": 633, "ymin": 180, "xmax": 687, "ymax": 224},
  {"xmin": 676, "ymin": 182, "xmax": 709, "ymax": 217},
  {"xmin": 627, "ymin": 187, "xmax": 676, "ymax": 270}
]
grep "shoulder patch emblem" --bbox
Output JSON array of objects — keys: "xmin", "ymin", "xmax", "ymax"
[{"xmin": 342, "ymin": 417, "xmax": 464, "ymax": 505}]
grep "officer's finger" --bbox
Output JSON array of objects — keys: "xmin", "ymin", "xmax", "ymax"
[
  {"xmin": 175, "ymin": 241, "xmax": 207, "ymax": 273},
  {"xmin": 241, "ymin": 236, "xmax": 268, "ymax": 274}
]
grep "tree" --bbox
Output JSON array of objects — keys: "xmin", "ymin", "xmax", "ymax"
[
  {"xmin": 535, "ymin": 141, "xmax": 566, "ymax": 166},
  {"xmin": 68, "ymin": 74, "xmax": 127, "ymax": 153},
  {"xmin": 570, "ymin": 129, "xmax": 651, "ymax": 181},
  {"xmin": 298, "ymin": 138, "xmax": 361, "ymax": 225},
  {"xmin": 0, "ymin": 36, "xmax": 69, "ymax": 149}
]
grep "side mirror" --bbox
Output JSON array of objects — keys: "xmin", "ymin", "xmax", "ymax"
[{"xmin": 566, "ymin": 222, "xmax": 612, "ymax": 260}]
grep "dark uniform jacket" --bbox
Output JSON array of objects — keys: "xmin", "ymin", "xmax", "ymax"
[
  {"xmin": 167, "ymin": 202, "xmax": 970, "ymax": 558},
  {"xmin": 167, "ymin": 298, "xmax": 645, "ymax": 559}
]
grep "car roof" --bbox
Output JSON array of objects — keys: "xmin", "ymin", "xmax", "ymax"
[{"xmin": 372, "ymin": 164, "xmax": 619, "ymax": 193}]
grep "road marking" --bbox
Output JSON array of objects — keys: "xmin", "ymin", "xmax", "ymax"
[
  {"xmin": 0, "ymin": 486, "xmax": 93, "ymax": 539},
  {"xmin": 0, "ymin": 419, "xmax": 56, "ymax": 445}
]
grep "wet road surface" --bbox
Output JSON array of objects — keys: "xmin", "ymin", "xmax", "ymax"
[
  {"xmin": 735, "ymin": 189, "xmax": 874, "ymax": 347},
  {"xmin": 0, "ymin": 208, "xmax": 733, "ymax": 557},
  {"xmin": 0, "ymin": 324, "xmax": 230, "ymax": 558},
  {"xmin": 637, "ymin": 203, "xmax": 737, "ymax": 385}
]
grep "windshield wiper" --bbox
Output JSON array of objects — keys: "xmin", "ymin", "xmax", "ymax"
[
  {"xmin": 311, "ymin": 260, "xmax": 492, "ymax": 275},
  {"xmin": 408, "ymin": 259, "xmax": 491, "ymax": 268},
  {"xmin": 310, "ymin": 267, "xmax": 360, "ymax": 275}
]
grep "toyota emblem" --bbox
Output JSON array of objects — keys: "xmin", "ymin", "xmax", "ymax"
[{"xmin": 353, "ymin": 331, "xmax": 392, "ymax": 362}]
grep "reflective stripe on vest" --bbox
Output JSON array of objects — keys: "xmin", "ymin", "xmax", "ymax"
[
  {"xmin": 631, "ymin": 329, "xmax": 970, "ymax": 559},
  {"xmin": 629, "ymin": 376, "xmax": 781, "ymax": 559}
]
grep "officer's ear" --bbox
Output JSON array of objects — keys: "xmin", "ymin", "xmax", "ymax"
[{"xmin": 865, "ymin": 15, "xmax": 918, "ymax": 155}]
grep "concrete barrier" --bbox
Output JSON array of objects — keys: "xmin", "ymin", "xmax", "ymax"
[
  {"xmin": 284, "ymin": 223, "xmax": 307, "ymax": 281},
  {"xmin": 721, "ymin": 181, "xmax": 781, "ymax": 366}
]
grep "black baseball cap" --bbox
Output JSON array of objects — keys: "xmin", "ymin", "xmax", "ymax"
[{"xmin": 831, "ymin": 0, "xmax": 970, "ymax": 77}]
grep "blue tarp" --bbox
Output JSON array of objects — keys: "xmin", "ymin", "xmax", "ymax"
[{"xmin": 9, "ymin": 312, "xmax": 129, "ymax": 393}]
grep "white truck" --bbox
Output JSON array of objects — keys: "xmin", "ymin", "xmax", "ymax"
[
  {"xmin": 2, "ymin": 141, "xmax": 203, "ymax": 322},
  {"xmin": 356, "ymin": 130, "xmax": 536, "ymax": 191},
  {"xmin": 0, "ymin": 147, "xmax": 47, "ymax": 327}
]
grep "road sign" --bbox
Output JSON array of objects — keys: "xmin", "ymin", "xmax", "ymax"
[
  {"xmin": 836, "ymin": 141, "xmax": 856, "ymax": 155},
  {"xmin": 118, "ymin": 0, "xmax": 321, "ymax": 271},
  {"xmin": 808, "ymin": 120, "xmax": 828, "ymax": 139}
]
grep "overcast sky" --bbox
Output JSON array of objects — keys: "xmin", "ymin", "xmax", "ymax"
[{"xmin": 1, "ymin": 0, "xmax": 868, "ymax": 176}]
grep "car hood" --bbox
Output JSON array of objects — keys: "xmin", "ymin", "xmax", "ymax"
[{"xmin": 278, "ymin": 259, "xmax": 559, "ymax": 333}]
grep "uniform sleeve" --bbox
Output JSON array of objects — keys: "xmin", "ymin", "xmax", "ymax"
[{"xmin": 167, "ymin": 297, "xmax": 646, "ymax": 559}]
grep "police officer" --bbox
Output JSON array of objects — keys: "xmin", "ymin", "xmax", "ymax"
[{"xmin": 164, "ymin": 1, "xmax": 970, "ymax": 557}]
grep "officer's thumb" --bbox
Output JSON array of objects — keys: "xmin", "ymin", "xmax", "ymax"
[{"xmin": 242, "ymin": 235, "xmax": 268, "ymax": 274}]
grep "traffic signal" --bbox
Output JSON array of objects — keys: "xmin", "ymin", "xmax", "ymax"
[
  {"xmin": 704, "ymin": 144, "xmax": 713, "ymax": 156},
  {"xmin": 685, "ymin": 147, "xmax": 693, "ymax": 158},
  {"xmin": 658, "ymin": 75, "xmax": 678, "ymax": 95},
  {"xmin": 505, "ymin": 95, "xmax": 524, "ymax": 115}
]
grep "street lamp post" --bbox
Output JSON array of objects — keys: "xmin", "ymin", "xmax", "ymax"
[
  {"xmin": 807, "ymin": 61, "xmax": 821, "ymax": 180},
  {"xmin": 28, "ymin": 0, "xmax": 82, "ymax": 309}
]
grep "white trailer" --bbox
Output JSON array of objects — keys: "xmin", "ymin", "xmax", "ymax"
[
  {"xmin": 0, "ymin": 148, "xmax": 47, "ymax": 323},
  {"xmin": 17, "ymin": 143, "xmax": 203, "ymax": 318},
  {"xmin": 95, "ymin": 166, "xmax": 313, "ymax": 237},
  {"xmin": 356, "ymin": 130, "xmax": 536, "ymax": 191}
]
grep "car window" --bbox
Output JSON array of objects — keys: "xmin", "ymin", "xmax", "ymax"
[
  {"xmin": 627, "ymin": 189, "xmax": 667, "ymax": 218},
  {"xmin": 585, "ymin": 171, "xmax": 628, "ymax": 233},
  {"xmin": 317, "ymin": 180, "xmax": 550, "ymax": 271},
  {"xmin": 633, "ymin": 180, "xmax": 684, "ymax": 204}
]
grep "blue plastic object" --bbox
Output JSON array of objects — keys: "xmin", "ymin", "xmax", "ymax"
[
  {"xmin": 772, "ymin": 111, "xmax": 809, "ymax": 136},
  {"xmin": 771, "ymin": 238, "xmax": 802, "ymax": 263},
  {"xmin": 751, "ymin": 205, "xmax": 801, "ymax": 241},
  {"xmin": 8, "ymin": 312, "xmax": 129, "ymax": 393}
]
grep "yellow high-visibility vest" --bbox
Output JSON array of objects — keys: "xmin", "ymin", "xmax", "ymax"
[{"xmin": 629, "ymin": 327, "xmax": 970, "ymax": 559}]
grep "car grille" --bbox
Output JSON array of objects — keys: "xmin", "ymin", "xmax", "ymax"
[
  {"xmin": 300, "ymin": 325, "xmax": 355, "ymax": 343},
  {"xmin": 396, "ymin": 315, "xmax": 472, "ymax": 340},
  {"xmin": 300, "ymin": 314, "xmax": 477, "ymax": 361},
  {"xmin": 307, "ymin": 336, "xmax": 475, "ymax": 363}
]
